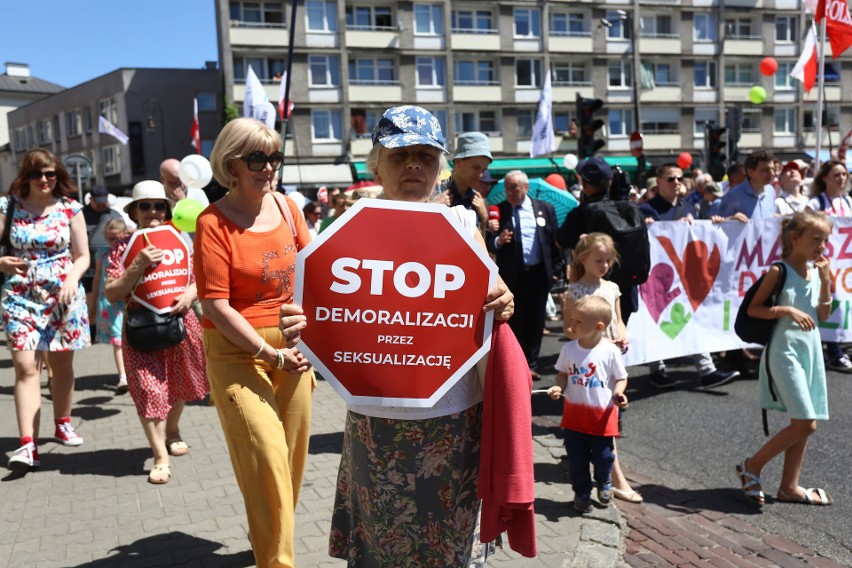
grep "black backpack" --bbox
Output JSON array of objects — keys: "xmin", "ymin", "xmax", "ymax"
[
  {"xmin": 582, "ymin": 199, "xmax": 650, "ymax": 287},
  {"xmin": 734, "ymin": 262, "xmax": 787, "ymax": 346}
]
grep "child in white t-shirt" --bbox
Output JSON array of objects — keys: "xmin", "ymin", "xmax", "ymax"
[{"xmin": 548, "ymin": 296, "xmax": 628, "ymax": 513}]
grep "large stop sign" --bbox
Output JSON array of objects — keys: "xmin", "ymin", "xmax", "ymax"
[
  {"xmin": 295, "ymin": 199, "xmax": 497, "ymax": 408},
  {"xmin": 120, "ymin": 225, "xmax": 191, "ymax": 314}
]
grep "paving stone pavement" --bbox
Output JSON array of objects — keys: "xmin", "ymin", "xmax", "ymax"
[{"xmin": 0, "ymin": 343, "xmax": 624, "ymax": 568}]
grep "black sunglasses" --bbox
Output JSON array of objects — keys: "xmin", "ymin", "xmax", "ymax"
[
  {"xmin": 29, "ymin": 170, "xmax": 57, "ymax": 180},
  {"xmin": 240, "ymin": 151, "xmax": 284, "ymax": 172},
  {"xmin": 666, "ymin": 175, "xmax": 685, "ymax": 183},
  {"xmin": 136, "ymin": 201, "xmax": 168, "ymax": 212}
]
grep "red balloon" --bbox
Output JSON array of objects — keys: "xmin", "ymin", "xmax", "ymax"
[
  {"xmin": 677, "ymin": 152, "xmax": 693, "ymax": 170},
  {"xmin": 545, "ymin": 173, "xmax": 567, "ymax": 190},
  {"xmin": 759, "ymin": 57, "xmax": 778, "ymax": 77}
]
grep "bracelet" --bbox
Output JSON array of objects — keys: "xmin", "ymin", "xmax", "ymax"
[
  {"xmin": 819, "ymin": 300, "xmax": 833, "ymax": 306},
  {"xmin": 252, "ymin": 338, "xmax": 266, "ymax": 358},
  {"xmin": 275, "ymin": 349, "xmax": 285, "ymax": 370}
]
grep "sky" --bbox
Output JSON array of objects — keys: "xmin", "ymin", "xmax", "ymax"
[{"xmin": 0, "ymin": 1, "xmax": 219, "ymax": 88}]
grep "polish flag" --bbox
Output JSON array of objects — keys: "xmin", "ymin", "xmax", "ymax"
[
  {"xmin": 816, "ymin": 0, "xmax": 852, "ymax": 58},
  {"xmin": 791, "ymin": 25, "xmax": 818, "ymax": 93},
  {"xmin": 190, "ymin": 98, "xmax": 201, "ymax": 154},
  {"xmin": 278, "ymin": 71, "xmax": 295, "ymax": 120}
]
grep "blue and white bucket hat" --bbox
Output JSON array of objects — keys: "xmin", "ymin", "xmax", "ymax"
[{"xmin": 371, "ymin": 105, "xmax": 448, "ymax": 154}]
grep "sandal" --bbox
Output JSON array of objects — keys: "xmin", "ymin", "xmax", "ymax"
[
  {"xmin": 777, "ymin": 487, "xmax": 833, "ymax": 506},
  {"xmin": 166, "ymin": 439, "xmax": 189, "ymax": 457},
  {"xmin": 148, "ymin": 463, "xmax": 171, "ymax": 485},
  {"xmin": 612, "ymin": 487, "xmax": 644, "ymax": 503},
  {"xmin": 736, "ymin": 460, "xmax": 765, "ymax": 506}
]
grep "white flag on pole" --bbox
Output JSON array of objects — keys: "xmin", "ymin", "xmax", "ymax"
[
  {"xmin": 243, "ymin": 65, "xmax": 269, "ymax": 119},
  {"xmin": 98, "ymin": 116, "xmax": 129, "ymax": 145},
  {"xmin": 530, "ymin": 72, "xmax": 555, "ymax": 157}
]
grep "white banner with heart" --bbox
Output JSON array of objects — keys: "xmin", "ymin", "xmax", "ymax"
[{"xmin": 623, "ymin": 217, "xmax": 852, "ymax": 366}]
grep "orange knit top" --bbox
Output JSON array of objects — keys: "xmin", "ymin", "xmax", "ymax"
[{"xmin": 194, "ymin": 195, "xmax": 310, "ymax": 328}]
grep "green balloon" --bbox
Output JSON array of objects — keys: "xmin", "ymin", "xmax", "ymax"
[
  {"xmin": 749, "ymin": 85, "xmax": 766, "ymax": 104},
  {"xmin": 172, "ymin": 198, "xmax": 206, "ymax": 232}
]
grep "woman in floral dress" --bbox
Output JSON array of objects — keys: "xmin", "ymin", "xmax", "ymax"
[
  {"xmin": 105, "ymin": 180, "xmax": 208, "ymax": 484},
  {"xmin": 1, "ymin": 149, "xmax": 90, "ymax": 471}
]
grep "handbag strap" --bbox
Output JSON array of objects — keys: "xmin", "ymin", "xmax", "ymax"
[
  {"xmin": 1, "ymin": 196, "xmax": 16, "ymax": 249},
  {"xmin": 271, "ymin": 191, "xmax": 299, "ymax": 250}
]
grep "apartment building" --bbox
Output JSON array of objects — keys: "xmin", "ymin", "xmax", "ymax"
[
  {"xmin": 217, "ymin": 0, "xmax": 849, "ymax": 186},
  {"xmin": 6, "ymin": 67, "xmax": 222, "ymax": 194}
]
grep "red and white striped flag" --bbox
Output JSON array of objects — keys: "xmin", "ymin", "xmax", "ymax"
[
  {"xmin": 190, "ymin": 98, "xmax": 201, "ymax": 154},
  {"xmin": 791, "ymin": 25, "xmax": 818, "ymax": 93},
  {"xmin": 278, "ymin": 71, "xmax": 294, "ymax": 120}
]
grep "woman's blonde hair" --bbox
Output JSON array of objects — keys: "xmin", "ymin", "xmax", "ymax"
[
  {"xmin": 780, "ymin": 209, "xmax": 832, "ymax": 258},
  {"xmin": 209, "ymin": 118, "xmax": 281, "ymax": 188},
  {"xmin": 570, "ymin": 232, "xmax": 620, "ymax": 283},
  {"xmin": 103, "ymin": 218, "xmax": 127, "ymax": 237}
]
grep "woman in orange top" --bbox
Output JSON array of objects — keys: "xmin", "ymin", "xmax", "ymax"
[{"xmin": 195, "ymin": 118, "xmax": 313, "ymax": 568}]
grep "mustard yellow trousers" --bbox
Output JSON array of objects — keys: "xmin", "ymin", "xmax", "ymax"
[{"xmin": 203, "ymin": 326, "xmax": 315, "ymax": 568}]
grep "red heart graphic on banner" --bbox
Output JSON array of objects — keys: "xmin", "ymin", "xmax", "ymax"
[{"xmin": 657, "ymin": 237, "xmax": 721, "ymax": 311}]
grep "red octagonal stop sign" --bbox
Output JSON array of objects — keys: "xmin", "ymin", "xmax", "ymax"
[{"xmin": 295, "ymin": 199, "xmax": 497, "ymax": 408}]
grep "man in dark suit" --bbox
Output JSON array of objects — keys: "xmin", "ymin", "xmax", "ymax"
[{"xmin": 487, "ymin": 170, "xmax": 563, "ymax": 379}]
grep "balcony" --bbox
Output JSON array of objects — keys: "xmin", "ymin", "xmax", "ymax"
[
  {"xmin": 348, "ymin": 82, "xmax": 402, "ymax": 102},
  {"xmin": 513, "ymin": 38, "xmax": 543, "ymax": 52},
  {"xmin": 726, "ymin": 0, "xmax": 763, "ymax": 7},
  {"xmin": 723, "ymin": 85, "xmax": 755, "ymax": 103},
  {"xmin": 453, "ymin": 85, "xmax": 502, "ymax": 102},
  {"xmin": 692, "ymin": 41, "xmax": 720, "ymax": 57},
  {"xmin": 351, "ymin": 138, "xmax": 374, "ymax": 157},
  {"xmin": 229, "ymin": 22, "xmax": 289, "ymax": 47},
  {"xmin": 514, "ymin": 87, "xmax": 542, "ymax": 104},
  {"xmin": 641, "ymin": 133, "xmax": 683, "ymax": 151},
  {"xmin": 549, "ymin": 35, "xmax": 593, "ymax": 53},
  {"xmin": 311, "ymin": 141, "xmax": 345, "ymax": 157},
  {"xmin": 724, "ymin": 38, "xmax": 764, "ymax": 56},
  {"xmin": 308, "ymin": 86, "xmax": 343, "ymax": 104},
  {"xmin": 306, "ymin": 31, "xmax": 339, "ymax": 48},
  {"xmin": 773, "ymin": 41, "xmax": 797, "ymax": 58},
  {"xmin": 414, "ymin": 35, "xmax": 445, "ymax": 50},
  {"xmin": 641, "ymin": 86, "xmax": 682, "ymax": 103},
  {"xmin": 232, "ymin": 82, "xmax": 279, "ymax": 105},
  {"xmin": 692, "ymin": 88, "xmax": 719, "ymax": 104},
  {"xmin": 805, "ymin": 84, "xmax": 842, "ymax": 102},
  {"xmin": 450, "ymin": 30, "xmax": 500, "ymax": 51},
  {"xmin": 640, "ymin": 36, "xmax": 681, "ymax": 54},
  {"xmin": 740, "ymin": 132, "xmax": 763, "ymax": 148},
  {"xmin": 553, "ymin": 84, "xmax": 594, "ymax": 100},
  {"xmin": 415, "ymin": 86, "xmax": 447, "ymax": 104},
  {"xmin": 345, "ymin": 28, "xmax": 399, "ymax": 49}
]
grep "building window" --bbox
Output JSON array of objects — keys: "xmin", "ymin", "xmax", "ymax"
[
  {"xmin": 552, "ymin": 62, "xmax": 588, "ymax": 86},
  {"xmin": 517, "ymin": 110, "xmax": 535, "ymax": 138},
  {"xmin": 349, "ymin": 58, "xmax": 395, "ymax": 84},
  {"xmin": 804, "ymin": 106, "xmax": 840, "ymax": 130},
  {"xmin": 640, "ymin": 15, "xmax": 673, "ymax": 38},
  {"xmin": 451, "ymin": 10, "xmax": 492, "ymax": 33},
  {"xmin": 454, "ymin": 60, "xmax": 496, "ymax": 85},
  {"xmin": 773, "ymin": 108, "xmax": 795, "ymax": 134},
  {"xmin": 694, "ymin": 61, "xmax": 717, "ymax": 88},
  {"xmin": 694, "ymin": 13, "xmax": 717, "ymax": 42},
  {"xmin": 37, "ymin": 119, "xmax": 51, "ymax": 145},
  {"xmin": 416, "ymin": 57, "xmax": 445, "ymax": 87},
  {"xmin": 414, "ymin": 4, "xmax": 443, "ymax": 35},
  {"xmin": 351, "ymin": 109, "xmax": 382, "ymax": 138},
  {"xmin": 66, "ymin": 109, "xmax": 82, "ymax": 138},
  {"xmin": 102, "ymin": 145, "xmax": 121, "ymax": 175},
  {"xmin": 606, "ymin": 11, "xmax": 631, "ymax": 40},
  {"xmin": 775, "ymin": 62, "xmax": 794, "ymax": 89},
  {"xmin": 306, "ymin": 0, "xmax": 337, "ymax": 32},
  {"xmin": 309, "ymin": 55, "xmax": 340, "ymax": 86},
  {"xmin": 515, "ymin": 59, "xmax": 542, "ymax": 87},
  {"xmin": 13, "ymin": 127, "xmax": 26, "ymax": 151},
  {"xmin": 608, "ymin": 60, "xmax": 632, "ymax": 88},
  {"xmin": 775, "ymin": 16, "xmax": 796, "ymax": 43},
  {"xmin": 455, "ymin": 110, "xmax": 498, "ymax": 134},
  {"xmin": 693, "ymin": 109, "xmax": 719, "ymax": 137},
  {"xmin": 312, "ymin": 109, "xmax": 343, "ymax": 141},
  {"xmin": 53, "ymin": 115, "xmax": 61, "ymax": 141},
  {"xmin": 725, "ymin": 18, "xmax": 754, "ymax": 39},
  {"xmin": 230, "ymin": 2, "xmax": 284, "ymax": 26},
  {"xmin": 233, "ymin": 57, "xmax": 284, "ymax": 81},
  {"xmin": 551, "ymin": 12, "xmax": 586, "ymax": 36},
  {"xmin": 514, "ymin": 8, "xmax": 541, "ymax": 38},
  {"xmin": 197, "ymin": 92, "xmax": 217, "ymax": 112},
  {"xmin": 724, "ymin": 63, "xmax": 754, "ymax": 85},
  {"xmin": 98, "ymin": 99, "xmax": 117, "ymax": 123},
  {"xmin": 645, "ymin": 63, "xmax": 675, "ymax": 85},
  {"xmin": 641, "ymin": 109, "xmax": 680, "ymax": 134},
  {"xmin": 83, "ymin": 107, "xmax": 92, "ymax": 133},
  {"xmin": 345, "ymin": 5, "xmax": 392, "ymax": 30},
  {"xmin": 608, "ymin": 109, "xmax": 634, "ymax": 137}
]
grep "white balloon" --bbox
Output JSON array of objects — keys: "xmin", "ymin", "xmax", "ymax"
[
  {"xmin": 563, "ymin": 153, "xmax": 579, "ymax": 170},
  {"xmin": 179, "ymin": 155, "xmax": 213, "ymax": 188}
]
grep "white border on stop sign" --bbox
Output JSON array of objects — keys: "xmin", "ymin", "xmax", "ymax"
[{"xmin": 294, "ymin": 198, "xmax": 499, "ymax": 408}]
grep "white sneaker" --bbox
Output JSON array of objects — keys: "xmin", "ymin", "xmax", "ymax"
[
  {"xmin": 8, "ymin": 441, "xmax": 40, "ymax": 470},
  {"xmin": 54, "ymin": 420, "xmax": 84, "ymax": 447},
  {"xmin": 828, "ymin": 354, "xmax": 852, "ymax": 373}
]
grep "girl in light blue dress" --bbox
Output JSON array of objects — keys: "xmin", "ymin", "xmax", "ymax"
[
  {"xmin": 737, "ymin": 210, "xmax": 834, "ymax": 507},
  {"xmin": 91, "ymin": 218, "xmax": 128, "ymax": 393}
]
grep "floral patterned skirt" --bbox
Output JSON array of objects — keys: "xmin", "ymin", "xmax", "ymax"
[{"xmin": 329, "ymin": 404, "xmax": 483, "ymax": 568}]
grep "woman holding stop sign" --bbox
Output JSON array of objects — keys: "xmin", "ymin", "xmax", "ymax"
[
  {"xmin": 326, "ymin": 106, "xmax": 515, "ymax": 566},
  {"xmin": 196, "ymin": 118, "xmax": 314, "ymax": 568}
]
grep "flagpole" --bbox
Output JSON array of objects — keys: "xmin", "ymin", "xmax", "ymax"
[
  {"xmin": 279, "ymin": 0, "xmax": 299, "ymax": 189},
  {"xmin": 815, "ymin": 16, "xmax": 827, "ymax": 170}
]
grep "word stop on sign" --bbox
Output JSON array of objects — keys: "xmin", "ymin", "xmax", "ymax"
[{"xmin": 330, "ymin": 258, "xmax": 465, "ymax": 299}]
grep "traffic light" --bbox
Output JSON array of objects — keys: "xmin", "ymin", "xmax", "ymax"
[
  {"xmin": 725, "ymin": 106, "xmax": 742, "ymax": 165},
  {"xmin": 576, "ymin": 93, "xmax": 605, "ymax": 159},
  {"xmin": 707, "ymin": 125, "xmax": 727, "ymax": 182}
]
